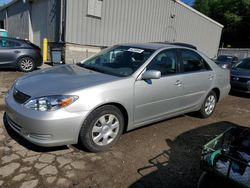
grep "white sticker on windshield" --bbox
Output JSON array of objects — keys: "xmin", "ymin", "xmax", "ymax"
[{"xmin": 127, "ymin": 48, "xmax": 144, "ymax": 53}]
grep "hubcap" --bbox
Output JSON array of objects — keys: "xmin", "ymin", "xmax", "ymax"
[
  {"xmin": 20, "ymin": 59, "xmax": 33, "ymax": 71},
  {"xmin": 204, "ymin": 95, "xmax": 216, "ymax": 115},
  {"xmin": 92, "ymin": 114, "xmax": 120, "ymax": 146}
]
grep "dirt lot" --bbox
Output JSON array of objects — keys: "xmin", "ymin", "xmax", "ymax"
[{"xmin": 0, "ymin": 69, "xmax": 250, "ymax": 188}]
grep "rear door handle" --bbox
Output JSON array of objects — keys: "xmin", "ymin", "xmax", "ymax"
[
  {"xmin": 174, "ymin": 80, "xmax": 182, "ymax": 86},
  {"xmin": 14, "ymin": 50, "xmax": 21, "ymax": 53}
]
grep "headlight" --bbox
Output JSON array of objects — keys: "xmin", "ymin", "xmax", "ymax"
[
  {"xmin": 24, "ymin": 95, "xmax": 78, "ymax": 111},
  {"xmin": 221, "ymin": 64, "xmax": 229, "ymax": 69}
]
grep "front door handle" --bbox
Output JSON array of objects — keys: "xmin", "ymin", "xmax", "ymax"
[
  {"xmin": 208, "ymin": 75, "xmax": 214, "ymax": 80},
  {"xmin": 174, "ymin": 80, "xmax": 182, "ymax": 86}
]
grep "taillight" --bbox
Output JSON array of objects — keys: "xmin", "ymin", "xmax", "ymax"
[{"xmin": 35, "ymin": 48, "xmax": 41, "ymax": 55}]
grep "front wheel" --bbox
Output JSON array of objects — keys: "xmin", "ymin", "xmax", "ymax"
[
  {"xmin": 199, "ymin": 91, "xmax": 217, "ymax": 118},
  {"xmin": 17, "ymin": 57, "xmax": 35, "ymax": 72},
  {"xmin": 79, "ymin": 105, "xmax": 124, "ymax": 152}
]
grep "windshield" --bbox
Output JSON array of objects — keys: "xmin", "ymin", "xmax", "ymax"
[
  {"xmin": 235, "ymin": 59, "xmax": 250, "ymax": 70},
  {"xmin": 78, "ymin": 45, "xmax": 155, "ymax": 77}
]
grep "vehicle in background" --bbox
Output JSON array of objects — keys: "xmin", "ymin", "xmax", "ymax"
[
  {"xmin": 215, "ymin": 55, "xmax": 238, "ymax": 69},
  {"xmin": 231, "ymin": 57, "xmax": 250, "ymax": 93},
  {"xmin": 0, "ymin": 37, "xmax": 43, "ymax": 72},
  {"xmin": 5, "ymin": 43, "xmax": 230, "ymax": 152},
  {"xmin": 0, "ymin": 29, "xmax": 8, "ymax": 37}
]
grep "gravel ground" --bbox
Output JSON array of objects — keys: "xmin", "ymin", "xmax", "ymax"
[{"xmin": 0, "ymin": 68, "xmax": 249, "ymax": 188}]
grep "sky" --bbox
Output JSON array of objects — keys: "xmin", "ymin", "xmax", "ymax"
[
  {"xmin": 0, "ymin": 0, "xmax": 12, "ymax": 6},
  {"xmin": 182, "ymin": 0, "xmax": 195, "ymax": 6}
]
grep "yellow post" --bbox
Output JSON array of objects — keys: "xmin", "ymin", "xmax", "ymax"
[{"xmin": 43, "ymin": 38, "xmax": 48, "ymax": 63}]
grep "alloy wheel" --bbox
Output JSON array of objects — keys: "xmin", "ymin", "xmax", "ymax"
[
  {"xmin": 204, "ymin": 95, "xmax": 216, "ymax": 115},
  {"xmin": 20, "ymin": 58, "xmax": 34, "ymax": 71}
]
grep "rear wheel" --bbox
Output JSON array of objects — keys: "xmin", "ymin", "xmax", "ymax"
[
  {"xmin": 17, "ymin": 57, "xmax": 35, "ymax": 72},
  {"xmin": 79, "ymin": 105, "xmax": 124, "ymax": 152},
  {"xmin": 199, "ymin": 91, "xmax": 217, "ymax": 118}
]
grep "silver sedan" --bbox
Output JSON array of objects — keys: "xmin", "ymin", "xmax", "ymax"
[{"xmin": 5, "ymin": 43, "xmax": 231, "ymax": 152}]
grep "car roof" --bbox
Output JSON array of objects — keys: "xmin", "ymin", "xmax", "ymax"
[
  {"xmin": 0, "ymin": 37, "xmax": 27, "ymax": 42},
  {"xmin": 119, "ymin": 42, "xmax": 196, "ymax": 51}
]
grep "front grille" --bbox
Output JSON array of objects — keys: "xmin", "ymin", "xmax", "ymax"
[
  {"xmin": 7, "ymin": 115, "xmax": 22, "ymax": 133},
  {"xmin": 231, "ymin": 76, "xmax": 250, "ymax": 83},
  {"xmin": 13, "ymin": 88, "xmax": 30, "ymax": 104}
]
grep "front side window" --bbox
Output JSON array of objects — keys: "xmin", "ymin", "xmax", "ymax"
[
  {"xmin": 180, "ymin": 49, "xmax": 211, "ymax": 73},
  {"xmin": 79, "ymin": 46, "xmax": 155, "ymax": 77},
  {"xmin": 147, "ymin": 49, "xmax": 178, "ymax": 76}
]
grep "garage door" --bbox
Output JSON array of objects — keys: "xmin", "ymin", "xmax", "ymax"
[{"xmin": 31, "ymin": 0, "xmax": 48, "ymax": 49}]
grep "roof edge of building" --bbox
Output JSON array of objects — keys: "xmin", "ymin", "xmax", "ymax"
[
  {"xmin": 176, "ymin": 0, "xmax": 224, "ymax": 28},
  {"xmin": 0, "ymin": 0, "xmax": 20, "ymax": 12},
  {"xmin": 0, "ymin": 0, "xmax": 224, "ymax": 29}
]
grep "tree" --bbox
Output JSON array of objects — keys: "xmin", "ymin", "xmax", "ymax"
[{"xmin": 193, "ymin": 0, "xmax": 250, "ymax": 47}]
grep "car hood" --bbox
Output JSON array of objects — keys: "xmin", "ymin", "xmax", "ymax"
[
  {"xmin": 231, "ymin": 68, "xmax": 250, "ymax": 78},
  {"xmin": 14, "ymin": 64, "xmax": 120, "ymax": 97}
]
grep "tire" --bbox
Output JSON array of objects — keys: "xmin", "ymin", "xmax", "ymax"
[
  {"xmin": 79, "ymin": 105, "xmax": 124, "ymax": 152},
  {"xmin": 17, "ymin": 57, "xmax": 35, "ymax": 72},
  {"xmin": 199, "ymin": 91, "xmax": 217, "ymax": 118}
]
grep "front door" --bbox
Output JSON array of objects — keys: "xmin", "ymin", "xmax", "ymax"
[{"xmin": 134, "ymin": 49, "xmax": 183, "ymax": 125}]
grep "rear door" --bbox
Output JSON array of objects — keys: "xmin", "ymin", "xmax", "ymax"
[
  {"xmin": 178, "ymin": 49, "xmax": 214, "ymax": 109},
  {"xmin": 0, "ymin": 39, "xmax": 22, "ymax": 66}
]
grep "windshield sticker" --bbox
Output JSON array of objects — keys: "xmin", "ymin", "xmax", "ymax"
[{"xmin": 127, "ymin": 48, "xmax": 144, "ymax": 53}]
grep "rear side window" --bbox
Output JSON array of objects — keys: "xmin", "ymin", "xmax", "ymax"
[
  {"xmin": 0, "ymin": 39, "xmax": 21, "ymax": 47},
  {"xmin": 180, "ymin": 49, "xmax": 211, "ymax": 73}
]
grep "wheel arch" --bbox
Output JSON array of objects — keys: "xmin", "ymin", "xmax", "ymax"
[
  {"xmin": 16, "ymin": 55, "xmax": 35, "ymax": 63},
  {"xmin": 211, "ymin": 88, "xmax": 220, "ymax": 102},
  {"xmin": 83, "ymin": 102, "xmax": 129, "ymax": 132}
]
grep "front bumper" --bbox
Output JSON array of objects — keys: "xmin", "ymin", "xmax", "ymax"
[
  {"xmin": 4, "ymin": 91, "xmax": 89, "ymax": 147},
  {"xmin": 231, "ymin": 81, "xmax": 250, "ymax": 93}
]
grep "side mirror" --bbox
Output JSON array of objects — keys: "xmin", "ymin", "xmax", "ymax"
[{"xmin": 141, "ymin": 70, "xmax": 161, "ymax": 80}]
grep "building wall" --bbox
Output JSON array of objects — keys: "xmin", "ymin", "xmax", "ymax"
[
  {"xmin": 218, "ymin": 48, "xmax": 250, "ymax": 60},
  {"xmin": 1, "ymin": 0, "xmax": 29, "ymax": 39},
  {"xmin": 65, "ymin": 0, "xmax": 223, "ymax": 58},
  {"xmin": 31, "ymin": 0, "xmax": 61, "ymax": 48},
  {"xmin": 64, "ymin": 43, "xmax": 101, "ymax": 63},
  {"xmin": 0, "ymin": 0, "xmax": 60, "ymax": 48},
  {"xmin": 173, "ymin": 2, "xmax": 222, "ymax": 58}
]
